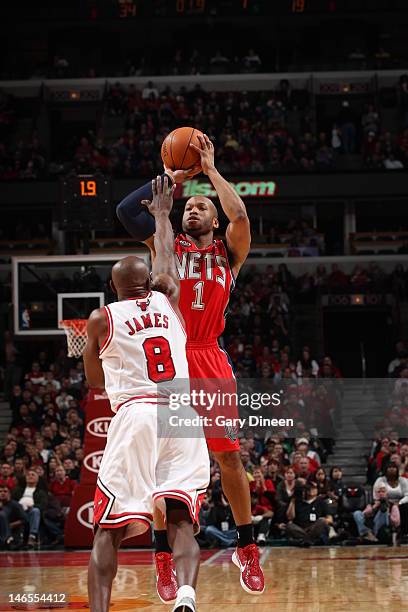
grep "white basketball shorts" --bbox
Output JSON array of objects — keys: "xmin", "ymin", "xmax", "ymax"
[{"xmin": 93, "ymin": 398, "xmax": 210, "ymax": 539}]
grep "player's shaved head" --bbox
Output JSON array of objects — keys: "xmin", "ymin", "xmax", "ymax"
[
  {"xmin": 110, "ymin": 256, "xmax": 150, "ymax": 299},
  {"xmin": 186, "ymin": 196, "xmax": 218, "ymax": 218}
]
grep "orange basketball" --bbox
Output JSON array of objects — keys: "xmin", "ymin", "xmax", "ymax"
[{"xmin": 161, "ymin": 126, "xmax": 203, "ymax": 170}]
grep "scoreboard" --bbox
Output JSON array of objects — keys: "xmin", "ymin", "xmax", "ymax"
[
  {"xmin": 88, "ymin": 0, "xmax": 405, "ymax": 19},
  {"xmin": 59, "ymin": 172, "xmax": 113, "ymax": 231}
]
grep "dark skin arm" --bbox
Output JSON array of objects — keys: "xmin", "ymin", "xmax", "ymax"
[
  {"xmin": 190, "ymin": 134, "xmax": 251, "ymax": 277},
  {"xmin": 142, "ymin": 166, "xmax": 201, "ymax": 258},
  {"xmin": 142, "ymin": 176, "xmax": 183, "ymax": 315},
  {"xmin": 83, "ymin": 308, "xmax": 108, "ymax": 389}
]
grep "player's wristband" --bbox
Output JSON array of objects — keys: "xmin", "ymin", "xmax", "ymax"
[{"xmin": 116, "ymin": 173, "xmax": 173, "ymax": 241}]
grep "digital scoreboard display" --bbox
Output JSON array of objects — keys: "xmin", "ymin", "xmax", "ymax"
[{"xmin": 59, "ymin": 173, "xmax": 113, "ymax": 231}]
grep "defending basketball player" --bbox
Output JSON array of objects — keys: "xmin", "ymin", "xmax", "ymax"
[
  {"xmin": 117, "ymin": 134, "xmax": 265, "ymax": 598},
  {"xmin": 83, "ymin": 177, "xmax": 210, "ymax": 612}
]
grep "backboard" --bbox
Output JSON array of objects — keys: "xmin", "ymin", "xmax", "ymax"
[{"xmin": 12, "ymin": 253, "xmax": 150, "ymax": 335}]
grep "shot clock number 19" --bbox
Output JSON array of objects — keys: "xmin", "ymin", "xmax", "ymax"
[{"xmin": 80, "ymin": 179, "xmax": 97, "ymax": 197}]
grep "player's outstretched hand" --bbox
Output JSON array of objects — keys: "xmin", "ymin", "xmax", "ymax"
[
  {"xmin": 142, "ymin": 175, "xmax": 176, "ymax": 217},
  {"xmin": 190, "ymin": 133, "xmax": 215, "ymax": 175},
  {"xmin": 164, "ymin": 164, "xmax": 202, "ymax": 183}
]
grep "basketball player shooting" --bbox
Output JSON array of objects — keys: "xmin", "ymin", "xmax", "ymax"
[
  {"xmin": 117, "ymin": 134, "xmax": 265, "ymax": 598},
  {"xmin": 83, "ymin": 176, "xmax": 210, "ymax": 612}
]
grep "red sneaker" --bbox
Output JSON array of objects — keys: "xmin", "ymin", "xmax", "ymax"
[
  {"xmin": 232, "ymin": 544, "xmax": 265, "ymax": 595},
  {"xmin": 155, "ymin": 552, "xmax": 178, "ymax": 604}
]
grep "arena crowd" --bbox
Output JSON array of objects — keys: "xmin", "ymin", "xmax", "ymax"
[{"xmin": 2, "ymin": 75, "xmax": 408, "ymax": 181}]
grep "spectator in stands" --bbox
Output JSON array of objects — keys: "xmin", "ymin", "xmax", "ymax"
[
  {"xmin": 25, "ymin": 362, "xmax": 45, "ymax": 386},
  {"xmin": 328, "ymin": 466, "xmax": 345, "ymax": 500},
  {"xmin": 265, "ymin": 459, "xmax": 284, "ymax": 488},
  {"xmin": 12, "ymin": 468, "xmax": 48, "ymax": 549},
  {"xmin": 294, "ymin": 456, "xmax": 316, "ymax": 479},
  {"xmin": 142, "ymin": 81, "xmax": 159, "ymax": 100},
  {"xmin": 0, "ymin": 485, "xmax": 27, "ymax": 550},
  {"xmin": 13, "ymin": 458, "xmax": 26, "ymax": 485},
  {"xmin": 286, "ymin": 480, "xmax": 332, "ymax": 545},
  {"xmin": 243, "ymin": 49, "xmax": 262, "ymax": 73},
  {"xmin": 62, "ymin": 457, "xmax": 80, "ymax": 481},
  {"xmin": 1, "ymin": 443, "xmax": 16, "ymax": 465},
  {"xmin": 362, "ymin": 104, "xmax": 380, "ymax": 136},
  {"xmin": 251, "ymin": 487, "xmax": 273, "ymax": 545},
  {"xmin": 0, "ymin": 463, "xmax": 17, "ymax": 490},
  {"xmin": 296, "ymin": 347, "xmax": 319, "ymax": 378},
  {"xmin": 352, "ymin": 484, "xmax": 395, "ymax": 542},
  {"xmin": 203, "ymin": 489, "xmax": 235, "ymax": 548},
  {"xmin": 276, "ymin": 466, "xmax": 296, "ymax": 520},
  {"xmin": 319, "ymin": 356, "xmax": 342, "ymax": 378},
  {"xmin": 49, "ymin": 465, "xmax": 76, "ymax": 513},
  {"xmin": 240, "ymin": 449, "xmax": 255, "ymax": 475},
  {"xmin": 293, "ymin": 438, "xmax": 321, "ymax": 467},
  {"xmin": 373, "ymin": 463, "xmax": 408, "ymax": 537},
  {"xmin": 313, "ymin": 467, "xmax": 330, "ymax": 497},
  {"xmin": 337, "ymin": 100, "xmax": 357, "ymax": 154}
]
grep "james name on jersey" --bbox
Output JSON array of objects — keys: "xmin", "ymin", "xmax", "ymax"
[{"xmin": 125, "ymin": 312, "xmax": 169, "ymax": 336}]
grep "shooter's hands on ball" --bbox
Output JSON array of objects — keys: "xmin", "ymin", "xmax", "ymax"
[
  {"xmin": 163, "ymin": 164, "xmax": 202, "ymax": 184},
  {"xmin": 142, "ymin": 175, "xmax": 176, "ymax": 217},
  {"xmin": 190, "ymin": 133, "xmax": 215, "ymax": 175}
]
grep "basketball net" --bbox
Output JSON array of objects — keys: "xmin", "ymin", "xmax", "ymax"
[{"xmin": 59, "ymin": 319, "xmax": 88, "ymax": 358}]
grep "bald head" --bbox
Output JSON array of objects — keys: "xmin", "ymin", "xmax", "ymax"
[
  {"xmin": 111, "ymin": 256, "xmax": 150, "ymax": 299},
  {"xmin": 183, "ymin": 197, "xmax": 219, "ymax": 237},
  {"xmin": 186, "ymin": 196, "xmax": 218, "ymax": 217}
]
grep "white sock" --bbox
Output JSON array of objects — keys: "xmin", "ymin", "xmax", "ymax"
[{"xmin": 176, "ymin": 585, "xmax": 196, "ymax": 603}]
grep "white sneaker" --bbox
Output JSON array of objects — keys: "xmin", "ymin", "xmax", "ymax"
[
  {"xmin": 328, "ymin": 526, "xmax": 338, "ymax": 540},
  {"xmin": 363, "ymin": 530, "xmax": 378, "ymax": 543},
  {"xmin": 257, "ymin": 533, "xmax": 266, "ymax": 544},
  {"xmin": 173, "ymin": 597, "xmax": 196, "ymax": 612}
]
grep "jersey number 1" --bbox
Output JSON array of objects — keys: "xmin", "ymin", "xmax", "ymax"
[
  {"xmin": 192, "ymin": 281, "xmax": 205, "ymax": 310},
  {"xmin": 143, "ymin": 336, "xmax": 176, "ymax": 383}
]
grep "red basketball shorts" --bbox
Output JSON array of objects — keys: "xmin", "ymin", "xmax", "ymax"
[{"xmin": 186, "ymin": 340, "xmax": 240, "ymax": 453}]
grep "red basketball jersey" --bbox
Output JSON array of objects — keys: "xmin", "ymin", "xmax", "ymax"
[{"xmin": 174, "ymin": 233, "xmax": 234, "ymax": 342}]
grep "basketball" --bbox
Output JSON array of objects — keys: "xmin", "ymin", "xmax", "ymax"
[{"xmin": 161, "ymin": 126, "xmax": 204, "ymax": 170}]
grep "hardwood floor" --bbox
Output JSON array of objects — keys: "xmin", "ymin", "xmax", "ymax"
[{"xmin": 1, "ymin": 546, "xmax": 408, "ymax": 611}]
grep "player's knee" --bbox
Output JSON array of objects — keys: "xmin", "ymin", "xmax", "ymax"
[
  {"xmin": 92, "ymin": 527, "xmax": 122, "ymax": 569},
  {"xmin": 166, "ymin": 498, "xmax": 192, "ymax": 527},
  {"xmin": 215, "ymin": 450, "xmax": 242, "ymax": 472}
]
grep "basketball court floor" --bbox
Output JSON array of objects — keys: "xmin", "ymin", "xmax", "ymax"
[{"xmin": 1, "ymin": 546, "xmax": 408, "ymax": 611}]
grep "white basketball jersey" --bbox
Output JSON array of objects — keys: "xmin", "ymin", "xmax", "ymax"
[{"xmin": 99, "ymin": 291, "xmax": 189, "ymax": 412}]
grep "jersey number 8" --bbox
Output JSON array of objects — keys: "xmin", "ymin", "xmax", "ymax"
[{"xmin": 143, "ymin": 336, "xmax": 176, "ymax": 383}]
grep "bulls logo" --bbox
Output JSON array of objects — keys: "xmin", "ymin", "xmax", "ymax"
[
  {"xmin": 84, "ymin": 450, "xmax": 104, "ymax": 473},
  {"xmin": 86, "ymin": 417, "xmax": 111, "ymax": 438},
  {"xmin": 179, "ymin": 240, "xmax": 191, "ymax": 247},
  {"xmin": 136, "ymin": 297, "xmax": 150, "ymax": 312},
  {"xmin": 77, "ymin": 501, "xmax": 94, "ymax": 529}
]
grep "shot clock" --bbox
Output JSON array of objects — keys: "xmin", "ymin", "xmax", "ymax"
[{"xmin": 59, "ymin": 172, "xmax": 113, "ymax": 231}]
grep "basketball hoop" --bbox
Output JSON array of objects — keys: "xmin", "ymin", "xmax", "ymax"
[{"xmin": 59, "ymin": 319, "xmax": 88, "ymax": 358}]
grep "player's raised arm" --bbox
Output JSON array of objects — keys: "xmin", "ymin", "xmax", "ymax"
[
  {"xmin": 116, "ymin": 167, "xmax": 199, "ymax": 253},
  {"xmin": 191, "ymin": 134, "xmax": 251, "ymax": 277},
  {"xmin": 141, "ymin": 176, "xmax": 180, "ymax": 305},
  {"xmin": 83, "ymin": 308, "xmax": 107, "ymax": 389}
]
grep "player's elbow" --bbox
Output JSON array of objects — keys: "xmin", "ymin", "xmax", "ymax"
[
  {"xmin": 116, "ymin": 200, "xmax": 127, "ymax": 224},
  {"xmin": 87, "ymin": 377, "xmax": 105, "ymax": 389},
  {"xmin": 233, "ymin": 212, "xmax": 251, "ymax": 237},
  {"xmin": 233, "ymin": 210, "xmax": 249, "ymax": 224}
]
